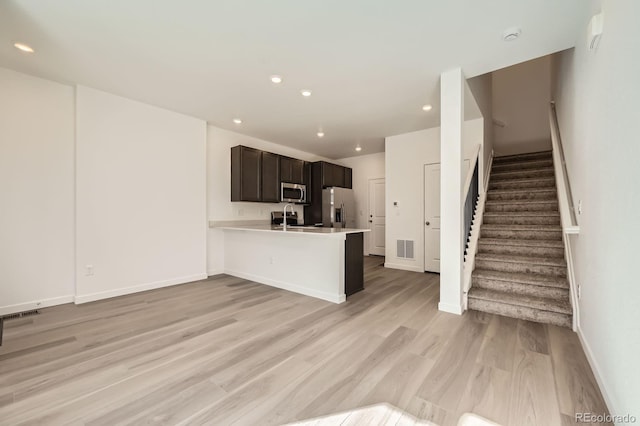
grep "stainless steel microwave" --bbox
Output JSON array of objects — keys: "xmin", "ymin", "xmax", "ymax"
[{"xmin": 281, "ymin": 182, "xmax": 307, "ymax": 203}]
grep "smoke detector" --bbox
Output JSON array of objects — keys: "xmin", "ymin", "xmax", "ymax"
[{"xmin": 502, "ymin": 27, "xmax": 521, "ymax": 42}]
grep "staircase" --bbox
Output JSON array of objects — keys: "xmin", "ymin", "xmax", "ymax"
[{"xmin": 467, "ymin": 151, "xmax": 572, "ymax": 327}]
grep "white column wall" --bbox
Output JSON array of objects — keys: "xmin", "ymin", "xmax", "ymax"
[{"xmin": 439, "ymin": 68, "xmax": 465, "ymax": 314}]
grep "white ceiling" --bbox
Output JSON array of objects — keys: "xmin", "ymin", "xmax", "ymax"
[{"xmin": 0, "ymin": 0, "xmax": 587, "ymax": 159}]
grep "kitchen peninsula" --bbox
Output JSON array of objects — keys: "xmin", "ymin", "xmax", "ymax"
[{"xmin": 216, "ymin": 225, "xmax": 369, "ymax": 303}]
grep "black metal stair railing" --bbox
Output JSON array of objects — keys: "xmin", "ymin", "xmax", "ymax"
[{"xmin": 463, "ymin": 159, "xmax": 479, "ymax": 259}]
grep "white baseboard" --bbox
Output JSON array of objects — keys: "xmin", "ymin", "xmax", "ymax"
[
  {"xmin": 438, "ymin": 301, "xmax": 463, "ymax": 315},
  {"xmin": 576, "ymin": 325, "xmax": 616, "ymax": 417},
  {"xmin": 224, "ymin": 269, "xmax": 346, "ymax": 304},
  {"xmin": 74, "ymin": 273, "xmax": 207, "ymax": 304},
  {"xmin": 384, "ymin": 262, "xmax": 424, "ymax": 273},
  {"xmin": 207, "ymin": 269, "xmax": 224, "ymax": 277},
  {"xmin": 0, "ymin": 295, "xmax": 75, "ymax": 316}
]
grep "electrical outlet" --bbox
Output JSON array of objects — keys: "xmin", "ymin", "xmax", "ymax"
[
  {"xmin": 237, "ymin": 208, "xmax": 244, "ymax": 217},
  {"xmin": 269, "ymin": 256, "xmax": 275, "ymax": 264},
  {"xmin": 85, "ymin": 264, "xmax": 94, "ymax": 276}
]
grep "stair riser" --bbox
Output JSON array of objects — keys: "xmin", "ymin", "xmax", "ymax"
[
  {"xmin": 475, "ymin": 258, "xmax": 567, "ymax": 277},
  {"xmin": 491, "ymin": 169, "xmax": 555, "ymax": 180},
  {"xmin": 485, "ymin": 203, "xmax": 558, "ymax": 213},
  {"xmin": 489, "ymin": 179, "xmax": 555, "ymax": 190},
  {"xmin": 492, "ymin": 160, "xmax": 553, "ymax": 172},
  {"xmin": 487, "ymin": 190, "xmax": 557, "ymax": 202},
  {"xmin": 480, "ymin": 229, "xmax": 562, "ymax": 240},
  {"xmin": 468, "ymin": 298, "xmax": 571, "ymax": 328},
  {"xmin": 478, "ymin": 243, "xmax": 565, "ymax": 258},
  {"xmin": 472, "ymin": 277, "xmax": 569, "ymax": 299},
  {"xmin": 483, "ymin": 215, "xmax": 560, "ymax": 226},
  {"xmin": 494, "ymin": 152, "xmax": 552, "ymax": 164}
]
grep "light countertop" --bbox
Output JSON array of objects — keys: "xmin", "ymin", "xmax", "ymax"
[{"xmin": 216, "ymin": 224, "xmax": 369, "ymax": 236}]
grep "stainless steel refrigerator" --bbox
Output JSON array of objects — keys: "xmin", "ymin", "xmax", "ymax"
[{"xmin": 322, "ymin": 187, "xmax": 356, "ymax": 228}]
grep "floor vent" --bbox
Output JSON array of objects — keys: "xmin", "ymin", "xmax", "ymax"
[
  {"xmin": 396, "ymin": 240, "xmax": 414, "ymax": 259},
  {"xmin": 2, "ymin": 309, "xmax": 40, "ymax": 321}
]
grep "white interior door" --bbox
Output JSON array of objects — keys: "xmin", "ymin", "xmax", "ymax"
[
  {"xmin": 424, "ymin": 160, "xmax": 470, "ymax": 273},
  {"xmin": 368, "ymin": 178, "xmax": 385, "ymax": 256},
  {"xmin": 424, "ymin": 164, "xmax": 441, "ymax": 272}
]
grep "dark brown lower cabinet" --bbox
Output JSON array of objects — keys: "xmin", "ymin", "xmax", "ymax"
[{"xmin": 345, "ymin": 233, "xmax": 364, "ymax": 296}]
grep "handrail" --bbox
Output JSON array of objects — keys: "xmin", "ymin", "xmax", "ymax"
[
  {"xmin": 549, "ymin": 102, "xmax": 580, "ymax": 233},
  {"xmin": 462, "ymin": 144, "xmax": 482, "ymax": 202},
  {"xmin": 550, "ymin": 101, "xmax": 580, "ymax": 331}
]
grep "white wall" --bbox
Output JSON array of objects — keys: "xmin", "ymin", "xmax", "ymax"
[
  {"xmin": 384, "ymin": 118, "xmax": 481, "ymax": 274},
  {"xmin": 337, "ymin": 152, "xmax": 385, "ymax": 255},
  {"xmin": 207, "ymin": 126, "xmax": 329, "ymax": 274},
  {"xmin": 492, "ymin": 55, "xmax": 552, "ymax": 156},
  {"xmin": 553, "ymin": 0, "xmax": 640, "ymax": 417},
  {"xmin": 468, "ymin": 72, "xmax": 494, "ymax": 169},
  {"xmin": 0, "ymin": 67, "xmax": 75, "ymax": 314},
  {"xmin": 75, "ymin": 86, "xmax": 207, "ymax": 302},
  {"xmin": 385, "ymin": 127, "xmax": 440, "ymax": 272}
]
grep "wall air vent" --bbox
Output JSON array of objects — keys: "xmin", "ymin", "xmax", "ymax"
[{"xmin": 396, "ymin": 240, "xmax": 415, "ymax": 259}]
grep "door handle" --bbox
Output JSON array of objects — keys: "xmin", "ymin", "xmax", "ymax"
[
  {"xmin": 369, "ymin": 220, "xmax": 373, "ymax": 223},
  {"xmin": 425, "ymin": 221, "xmax": 430, "ymax": 226}
]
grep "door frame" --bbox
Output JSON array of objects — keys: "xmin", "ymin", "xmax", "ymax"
[
  {"xmin": 423, "ymin": 162, "xmax": 441, "ymax": 273},
  {"xmin": 368, "ymin": 177, "xmax": 385, "ymax": 256}
]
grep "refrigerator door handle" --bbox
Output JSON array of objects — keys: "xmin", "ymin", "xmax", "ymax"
[{"xmin": 342, "ymin": 203, "xmax": 346, "ymax": 227}]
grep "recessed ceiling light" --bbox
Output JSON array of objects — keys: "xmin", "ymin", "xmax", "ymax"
[
  {"xmin": 233, "ymin": 118, "xmax": 242, "ymax": 124},
  {"xmin": 317, "ymin": 132, "xmax": 324, "ymax": 138},
  {"xmin": 301, "ymin": 90, "xmax": 312, "ymax": 97},
  {"xmin": 270, "ymin": 75, "xmax": 283, "ymax": 84},
  {"xmin": 14, "ymin": 42, "xmax": 34, "ymax": 53},
  {"xmin": 355, "ymin": 145, "xmax": 362, "ymax": 152},
  {"xmin": 422, "ymin": 104, "xmax": 433, "ymax": 111},
  {"xmin": 502, "ymin": 27, "xmax": 522, "ymax": 42}
]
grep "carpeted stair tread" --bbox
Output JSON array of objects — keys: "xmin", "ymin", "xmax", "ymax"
[
  {"xmin": 468, "ymin": 297, "xmax": 571, "ymax": 327},
  {"xmin": 483, "ymin": 212, "xmax": 561, "ymax": 224},
  {"xmin": 478, "ymin": 238, "xmax": 564, "ymax": 248},
  {"xmin": 493, "ymin": 151, "xmax": 552, "ymax": 163},
  {"xmin": 472, "ymin": 268, "xmax": 569, "ymax": 289},
  {"xmin": 490, "ymin": 168, "xmax": 555, "ymax": 180},
  {"xmin": 484, "ymin": 211, "xmax": 560, "ymax": 218},
  {"xmin": 489, "ymin": 187, "xmax": 556, "ymax": 196},
  {"xmin": 468, "ymin": 288, "xmax": 572, "ymax": 315},
  {"xmin": 475, "ymin": 252, "xmax": 567, "ymax": 267},
  {"xmin": 492, "ymin": 159, "xmax": 554, "ymax": 171},
  {"xmin": 489, "ymin": 177, "xmax": 556, "ymax": 190},
  {"xmin": 481, "ymin": 224, "xmax": 561, "ymax": 232},
  {"xmin": 485, "ymin": 199, "xmax": 558, "ymax": 208}
]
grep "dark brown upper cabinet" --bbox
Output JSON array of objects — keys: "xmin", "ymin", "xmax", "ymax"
[
  {"xmin": 231, "ymin": 145, "xmax": 280, "ymax": 203},
  {"xmin": 280, "ymin": 156, "xmax": 306, "ymax": 184},
  {"xmin": 344, "ymin": 167, "xmax": 353, "ymax": 189},
  {"xmin": 261, "ymin": 151, "xmax": 280, "ymax": 202},
  {"xmin": 231, "ymin": 145, "xmax": 261, "ymax": 202},
  {"xmin": 319, "ymin": 161, "xmax": 350, "ymax": 188}
]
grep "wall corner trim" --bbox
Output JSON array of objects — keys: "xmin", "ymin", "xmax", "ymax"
[{"xmin": 438, "ymin": 301, "xmax": 463, "ymax": 315}]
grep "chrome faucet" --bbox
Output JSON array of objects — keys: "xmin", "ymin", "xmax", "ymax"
[{"xmin": 283, "ymin": 204, "xmax": 295, "ymax": 231}]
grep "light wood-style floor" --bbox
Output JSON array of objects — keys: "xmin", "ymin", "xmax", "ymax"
[{"xmin": 0, "ymin": 257, "xmax": 609, "ymax": 425}]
